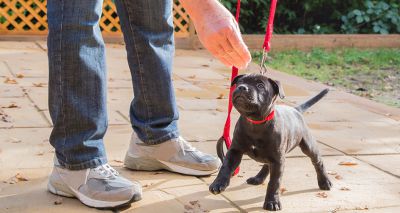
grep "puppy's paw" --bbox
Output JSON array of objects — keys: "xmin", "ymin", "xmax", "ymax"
[
  {"xmin": 209, "ymin": 180, "xmax": 229, "ymax": 195},
  {"xmin": 318, "ymin": 177, "xmax": 332, "ymax": 190},
  {"xmin": 246, "ymin": 176, "xmax": 265, "ymax": 185},
  {"xmin": 263, "ymin": 200, "xmax": 282, "ymax": 211}
]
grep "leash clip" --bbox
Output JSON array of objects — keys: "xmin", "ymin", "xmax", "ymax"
[{"xmin": 259, "ymin": 48, "xmax": 268, "ymax": 75}]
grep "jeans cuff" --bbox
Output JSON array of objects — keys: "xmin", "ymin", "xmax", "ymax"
[
  {"xmin": 57, "ymin": 156, "xmax": 108, "ymax": 170},
  {"xmin": 142, "ymin": 130, "xmax": 180, "ymax": 145}
]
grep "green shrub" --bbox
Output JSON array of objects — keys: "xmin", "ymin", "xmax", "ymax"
[
  {"xmin": 220, "ymin": 0, "xmax": 399, "ymax": 34},
  {"xmin": 341, "ymin": 1, "xmax": 400, "ymax": 34}
]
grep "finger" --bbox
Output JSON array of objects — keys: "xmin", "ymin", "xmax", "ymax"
[
  {"xmin": 217, "ymin": 43, "xmax": 238, "ymax": 68},
  {"xmin": 219, "ymin": 38, "xmax": 247, "ymax": 68},
  {"xmin": 209, "ymin": 46, "xmax": 232, "ymax": 67},
  {"xmin": 226, "ymin": 27, "xmax": 251, "ymax": 66}
]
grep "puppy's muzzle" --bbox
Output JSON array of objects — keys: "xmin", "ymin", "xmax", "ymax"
[{"xmin": 233, "ymin": 85, "xmax": 254, "ymax": 102}]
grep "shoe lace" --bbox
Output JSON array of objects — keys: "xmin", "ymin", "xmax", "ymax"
[
  {"xmin": 93, "ymin": 164, "xmax": 119, "ymax": 178},
  {"xmin": 176, "ymin": 136, "xmax": 197, "ymax": 155}
]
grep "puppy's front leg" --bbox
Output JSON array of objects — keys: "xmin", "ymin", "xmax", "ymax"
[
  {"xmin": 264, "ymin": 160, "xmax": 285, "ymax": 211},
  {"xmin": 209, "ymin": 149, "xmax": 243, "ymax": 194}
]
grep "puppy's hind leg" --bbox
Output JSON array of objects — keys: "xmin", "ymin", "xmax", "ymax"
[
  {"xmin": 247, "ymin": 164, "xmax": 269, "ymax": 185},
  {"xmin": 299, "ymin": 136, "xmax": 332, "ymax": 190}
]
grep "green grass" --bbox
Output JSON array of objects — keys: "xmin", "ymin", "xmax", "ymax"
[{"xmin": 253, "ymin": 48, "xmax": 400, "ymax": 107}]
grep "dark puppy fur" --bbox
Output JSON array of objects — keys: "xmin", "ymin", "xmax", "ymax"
[{"xmin": 209, "ymin": 73, "xmax": 332, "ymax": 211}]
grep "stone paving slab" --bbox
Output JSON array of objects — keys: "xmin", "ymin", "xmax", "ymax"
[
  {"xmin": 0, "ymin": 97, "xmax": 49, "ymax": 128},
  {"xmin": 202, "ymin": 156, "xmax": 400, "ymax": 213},
  {"xmin": 0, "ymin": 85, "xmax": 24, "ymax": 98},
  {"xmin": 0, "ymin": 167, "xmax": 238, "ymax": 213},
  {"xmin": 0, "ymin": 61, "xmax": 11, "ymax": 77},
  {"xmin": 0, "ymin": 42, "xmax": 399, "ymax": 212},
  {"xmin": 0, "ymin": 128, "xmax": 53, "ymax": 170},
  {"xmin": 357, "ymin": 154, "xmax": 400, "ymax": 177}
]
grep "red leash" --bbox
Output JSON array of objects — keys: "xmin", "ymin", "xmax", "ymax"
[{"xmin": 217, "ymin": 0, "xmax": 278, "ymax": 176}]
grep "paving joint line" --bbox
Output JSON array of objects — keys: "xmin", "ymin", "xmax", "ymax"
[
  {"xmin": 21, "ymin": 88, "xmax": 52, "ymax": 127},
  {"xmin": 34, "ymin": 41, "xmax": 47, "ymax": 52},
  {"xmin": 317, "ymin": 140, "xmax": 400, "ymax": 179},
  {"xmin": 335, "ymin": 204, "xmax": 400, "ymax": 212},
  {"xmin": 2, "ymin": 61, "xmax": 16, "ymax": 78},
  {"xmin": 116, "ymin": 110, "xmax": 131, "ymax": 123},
  {"xmin": 197, "ymin": 177, "xmax": 247, "ymax": 213}
]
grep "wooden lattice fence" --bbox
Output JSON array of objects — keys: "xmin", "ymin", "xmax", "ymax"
[{"xmin": 0, "ymin": 0, "xmax": 191, "ymax": 37}]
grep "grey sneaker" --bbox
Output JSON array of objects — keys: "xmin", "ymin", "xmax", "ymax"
[
  {"xmin": 48, "ymin": 158, "xmax": 142, "ymax": 209},
  {"xmin": 124, "ymin": 133, "xmax": 221, "ymax": 176}
]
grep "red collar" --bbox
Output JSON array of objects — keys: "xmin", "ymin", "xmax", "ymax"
[{"xmin": 246, "ymin": 110, "xmax": 275, "ymax": 124}]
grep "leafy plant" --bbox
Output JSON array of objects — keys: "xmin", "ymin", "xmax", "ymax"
[
  {"xmin": 341, "ymin": 1, "xmax": 400, "ymax": 34},
  {"xmin": 220, "ymin": 0, "xmax": 398, "ymax": 34}
]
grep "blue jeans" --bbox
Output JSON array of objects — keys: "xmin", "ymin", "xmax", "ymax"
[{"xmin": 47, "ymin": 0, "xmax": 179, "ymax": 170}]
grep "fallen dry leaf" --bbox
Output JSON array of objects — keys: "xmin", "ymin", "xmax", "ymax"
[
  {"xmin": 143, "ymin": 183, "xmax": 154, "ymax": 188},
  {"xmin": 16, "ymin": 73, "xmax": 24, "ymax": 78},
  {"xmin": 335, "ymin": 175, "xmax": 343, "ymax": 180},
  {"xmin": 113, "ymin": 159, "xmax": 123, "ymax": 163},
  {"xmin": 327, "ymin": 171, "xmax": 338, "ymax": 175},
  {"xmin": 280, "ymin": 187, "xmax": 288, "ymax": 194},
  {"xmin": 184, "ymin": 200, "xmax": 209, "ymax": 213},
  {"xmin": 338, "ymin": 161, "xmax": 358, "ymax": 166},
  {"xmin": 1, "ymin": 103, "xmax": 19, "ymax": 109},
  {"xmin": 184, "ymin": 204, "xmax": 194, "ymax": 211},
  {"xmin": 340, "ymin": 187, "xmax": 350, "ymax": 191},
  {"xmin": 153, "ymin": 172, "xmax": 164, "ymax": 175},
  {"xmin": 9, "ymin": 137, "xmax": 21, "ymax": 143},
  {"xmin": 54, "ymin": 197, "xmax": 63, "ymax": 205},
  {"xmin": 216, "ymin": 108, "xmax": 224, "ymax": 112},
  {"xmin": 4, "ymin": 77, "xmax": 18, "ymax": 84},
  {"xmin": 188, "ymin": 75, "xmax": 196, "ymax": 79},
  {"xmin": 36, "ymin": 151, "xmax": 45, "ymax": 156},
  {"xmin": 216, "ymin": 93, "xmax": 224, "ymax": 99},
  {"xmin": 32, "ymin": 83, "xmax": 46, "ymax": 87},
  {"xmin": 316, "ymin": 192, "xmax": 328, "ymax": 198},
  {"xmin": 1, "ymin": 111, "xmax": 12, "ymax": 123},
  {"xmin": 3, "ymin": 173, "xmax": 29, "ymax": 184},
  {"xmin": 329, "ymin": 207, "xmax": 341, "ymax": 213},
  {"xmin": 355, "ymin": 206, "xmax": 368, "ymax": 210},
  {"xmin": 15, "ymin": 173, "xmax": 28, "ymax": 181},
  {"xmin": 189, "ymin": 200, "xmax": 199, "ymax": 206}
]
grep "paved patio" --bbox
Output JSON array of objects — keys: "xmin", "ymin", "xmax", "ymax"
[{"xmin": 0, "ymin": 41, "xmax": 399, "ymax": 213}]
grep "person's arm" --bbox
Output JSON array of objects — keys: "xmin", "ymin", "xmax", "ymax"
[{"xmin": 180, "ymin": 0, "xmax": 251, "ymax": 69}]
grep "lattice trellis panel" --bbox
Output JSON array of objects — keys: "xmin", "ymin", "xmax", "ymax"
[
  {"xmin": 0, "ymin": 0, "xmax": 191, "ymax": 37},
  {"xmin": 173, "ymin": 0, "xmax": 190, "ymax": 37}
]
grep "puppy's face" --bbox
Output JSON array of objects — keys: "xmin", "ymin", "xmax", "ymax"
[{"xmin": 232, "ymin": 74, "xmax": 285, "ymax": 119}]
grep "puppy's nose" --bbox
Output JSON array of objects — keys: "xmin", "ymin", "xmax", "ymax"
[{"xmin": 237, "ymin": 85, "xmax": 248, "ymax": 92}]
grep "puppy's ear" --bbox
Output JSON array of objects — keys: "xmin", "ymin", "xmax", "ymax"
[
  {"xmin": 268, "ymin": 78, "xmax": 285, "ymax": 99},
  {"xmin": 231, "ymin": 74, "xmax": 245, "ymax": 87}
]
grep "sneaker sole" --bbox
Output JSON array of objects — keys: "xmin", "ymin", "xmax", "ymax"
[
  {"xmin": 48, "ymin": 181, "xmax": 141, "ymax": 209},
  {"xmin": 124, "ymin": 154, "xmax": 219, "ymax": 176}
]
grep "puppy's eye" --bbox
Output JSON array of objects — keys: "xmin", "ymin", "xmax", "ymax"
[{"xmin": 256, "ymin": 83, "xmax": 264, "ymax": 89}]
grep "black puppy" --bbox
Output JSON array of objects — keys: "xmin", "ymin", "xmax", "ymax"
[{"xmin": 209, "ymin": 73, "xmax": 332, "ymax": 211}]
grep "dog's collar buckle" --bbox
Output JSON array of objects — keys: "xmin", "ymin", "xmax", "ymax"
[{"xmin": 246, "ymin": 110, "xmax": 275, "ymax": 125}]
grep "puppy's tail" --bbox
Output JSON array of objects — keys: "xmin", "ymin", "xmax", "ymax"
[{"xmin": 295, "ymin": 89, "xmax": 329, "ymax": 113}]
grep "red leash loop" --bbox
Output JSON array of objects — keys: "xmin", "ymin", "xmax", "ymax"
[
  {"xmin": 263, "ymin": 0, "xmax": 278, "ymax": 51},
  {"xmin": 218, "ymin": 0, "xmax": 278, "ymax": 176}
]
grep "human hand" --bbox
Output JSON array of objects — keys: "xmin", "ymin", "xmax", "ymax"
[{"xmin": 180, "ymin": 0, "xmax": 251, "ymax": 69}]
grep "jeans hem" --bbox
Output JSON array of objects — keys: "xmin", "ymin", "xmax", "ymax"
[
  {"xmin": 57, "ymin": 157, "xmax": 108, "ymax": 170},
  {"xmin": 141, "ymin": 130, "xmax": 180, "ymax": 145}
]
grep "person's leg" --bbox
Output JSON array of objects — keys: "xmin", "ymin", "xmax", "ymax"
[
  {"xmin": 114, "ymin": 0, "xmax": 179, "ymax": 144},
  {"xmin": 47, "ymin": 0, "xmax": 141, "ymax": 208},
  {"xmin": 48, "ymin": 0, "xmax": 108, "ymax": 169},
  {"xmin": 115, "ymin": 0, "xmax": 221, "ymax": 176}
]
